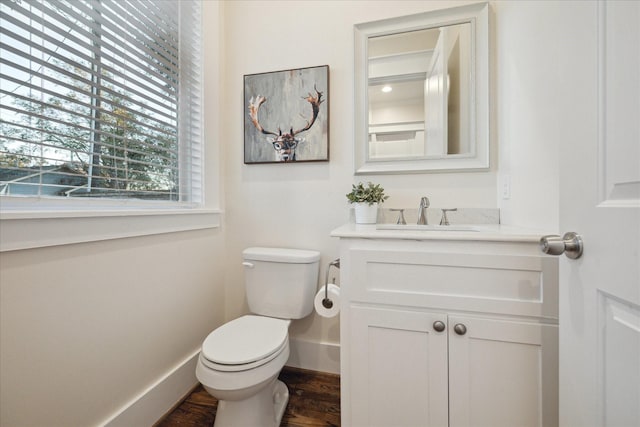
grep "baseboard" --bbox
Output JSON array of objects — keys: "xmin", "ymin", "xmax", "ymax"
[
  {"xmin": 286, "ymin": 338, "xmax": 340, "ymax": 375},
  {"xmin": 100, "ymin": 349, "xmax": 200, "ymax": 427},
  {"xmin": 97, "ymin": 339, "xmax": 339, "ymax": 426}
]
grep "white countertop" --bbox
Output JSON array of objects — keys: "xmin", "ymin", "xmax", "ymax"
[{"xmin": 331, "ymin": 222, "xmax": 555, "ymax": 243}]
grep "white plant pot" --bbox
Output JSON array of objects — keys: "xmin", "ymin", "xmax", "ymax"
[{"xmin": 354, "ymin": 202, "xmax": 379, "ymax": 224}]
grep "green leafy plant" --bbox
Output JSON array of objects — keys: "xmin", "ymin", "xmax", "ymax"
[{"xmin": 346, "ymin": 181, "xmax": 389, "ymax": 206}]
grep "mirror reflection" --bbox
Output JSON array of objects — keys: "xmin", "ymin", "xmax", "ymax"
[
  {"xmin": 354, "ymin": 2, "xmax": 489, "ymax": 174},
  {"xmin": 367, "ymin": 23, "xmax": 471, "ymax": 162}
]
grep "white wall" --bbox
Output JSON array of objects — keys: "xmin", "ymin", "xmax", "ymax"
[
  {"xmin": 0, "ymin": 231, "xmax": 227, "ymax": 426},
  {"xmin": 494, "ymin": 1, "xmax": 562, "ymax": 231}
]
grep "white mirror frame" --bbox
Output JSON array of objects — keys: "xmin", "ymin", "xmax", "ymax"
[{"xmin": 354, "ymin": 2, "xmax": 489, "ymax": 174}]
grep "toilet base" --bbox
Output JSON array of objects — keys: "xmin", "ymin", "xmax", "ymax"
[
  {"xmin": 213, "ymin": 379, "xmax": 289, "ymax": 427},
  {"xmin": 272, "ymin": 380, "xmax": 289, "ymax": 424}
]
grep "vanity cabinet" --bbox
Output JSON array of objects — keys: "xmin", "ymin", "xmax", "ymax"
[{"xmin": 332, "ymin": 225, "xmax": 559, "ymax": 427}]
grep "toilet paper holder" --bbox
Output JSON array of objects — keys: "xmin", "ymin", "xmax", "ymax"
[{"xmin": 322, "ymin": 258, "xmax": 340, "ymax": 309}]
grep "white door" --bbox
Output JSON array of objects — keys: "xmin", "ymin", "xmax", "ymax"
[
  {"xmin": 425, "ymin": 31, "xmax": 447, "ymax": 156},
  {"xmin": 558, "ymin": 2, "xmax": 640, "ymax": 426}
]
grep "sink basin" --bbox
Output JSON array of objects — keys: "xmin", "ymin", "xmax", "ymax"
[{"xmin": 376, "ymin": 224, "xmax": 482, "ymax": 232}]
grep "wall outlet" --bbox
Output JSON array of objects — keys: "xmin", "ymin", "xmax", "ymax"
[{"xmin": 502, "ymin": 175, "xmax": 511, "ymax": 199}]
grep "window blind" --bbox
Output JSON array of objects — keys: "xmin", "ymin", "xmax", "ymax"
[{"xmin": 0, "ymin": 0, "xmax": 202, "ymax": 204}]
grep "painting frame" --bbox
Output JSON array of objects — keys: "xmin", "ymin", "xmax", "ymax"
[{"xmin": 243, "ymin": 65, "xmax": 329, "ymax": 164}]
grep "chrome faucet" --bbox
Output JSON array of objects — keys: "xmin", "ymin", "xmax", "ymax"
[{"xmin": 417, "ymin": 197, "xmax": 430, "ymax": 225}]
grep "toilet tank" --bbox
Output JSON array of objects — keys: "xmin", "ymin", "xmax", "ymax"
[{"xmin": 242, "ymin": 247, "xmax": 320, "ymax": 319}]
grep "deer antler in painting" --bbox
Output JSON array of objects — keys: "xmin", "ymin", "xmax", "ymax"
[
  {"xmin": 248, "ymin": 95, "xmax": 278, "ymax": 137},
  {"xmin": 248, "ymin": 87, "xmax": 324, "ymax": 162}
]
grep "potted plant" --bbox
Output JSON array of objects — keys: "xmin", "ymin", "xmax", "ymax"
[{"xmin": 346, "ymin": 181, "xmax": 389, "ymax": 224}]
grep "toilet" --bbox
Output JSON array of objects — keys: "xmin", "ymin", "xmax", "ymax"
[{"xmin": 195, "ymin": 247, "xmax": 320, "ymax": 427}]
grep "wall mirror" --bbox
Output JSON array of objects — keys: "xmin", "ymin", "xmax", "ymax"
[{"xmin": 354, "ymin": 2, "xmax": 489, "ymax": 174}]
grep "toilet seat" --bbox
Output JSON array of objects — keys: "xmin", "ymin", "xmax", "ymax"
[
  {"xmin": 200, "ymin": 340, "xmax": 288, "ymax": 372},
  {"xmin": 201, "ymin": 315, "xmax": 290, "ymax": 372}
]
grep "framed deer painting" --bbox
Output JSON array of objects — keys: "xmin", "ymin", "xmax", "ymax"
[{"xmin": 244, "ymin": 65, "xmax": 329, "ymax": 164}]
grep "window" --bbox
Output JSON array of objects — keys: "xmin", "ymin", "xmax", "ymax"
[{"xmin": 0, "ymin": 0, "xmax": 202, "ymax": 206}]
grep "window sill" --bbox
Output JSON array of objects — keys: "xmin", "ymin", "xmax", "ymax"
[{"xmin": 0, "ymin": 208, "xmax": 221, "ymax": 252}]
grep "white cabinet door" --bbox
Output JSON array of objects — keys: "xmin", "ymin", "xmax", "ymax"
[
  {"xmin": 448, "ymin": 316, "xmax": 558, "ymax": 427},
  {"xmin": 350, "ymin": 306, "xmax": 448, "ymax": 427}
]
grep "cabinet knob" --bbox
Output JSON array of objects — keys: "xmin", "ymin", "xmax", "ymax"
[
  {"xmin": 453, "ymin": 323, "xmax": 467, "ymax": 335},
  {"xmin": 433, "ymin": 320, "xmax": 446, "ymax": 332}
]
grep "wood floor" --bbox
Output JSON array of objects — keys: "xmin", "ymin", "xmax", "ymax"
[{"xmin": 157, "ymin": 367, "xmax": 340, "ymax": 427}]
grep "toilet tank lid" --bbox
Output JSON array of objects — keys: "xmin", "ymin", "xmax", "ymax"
[{"xmin": 243, "ymin": 247, "xmax": 320, "ymax": 263}]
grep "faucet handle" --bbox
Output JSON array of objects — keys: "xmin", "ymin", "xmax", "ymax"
[
  {"xmin": 390, "ymin": 208, "xmax": 406, "ymax": 225},
  {"xmin": 440, "ymin": 208, "xmax": 458, "ymax": 226}
]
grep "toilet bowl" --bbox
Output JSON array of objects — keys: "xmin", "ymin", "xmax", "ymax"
[
  {"xmin": 196, "ymin": 247, "xmax": 320, "ymax": 427},
  {"xmin": 195, "ymin": 316, "xmax": 292, "ymax": 427}
]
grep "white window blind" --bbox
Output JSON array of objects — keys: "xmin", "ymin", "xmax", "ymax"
[{"xmin": 0, "ymin": 0, "xmax": 202, "ymax": 205}]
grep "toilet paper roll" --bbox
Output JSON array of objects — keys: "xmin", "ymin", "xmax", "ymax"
[{"xmin": 314, "ymin": 284, "xmax": 341, "ymax": 318}]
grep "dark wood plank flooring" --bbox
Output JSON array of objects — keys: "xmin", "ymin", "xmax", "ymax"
[{"xmin": 157, "ymin": 367, "xmax": 340, "ymax": 427}]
